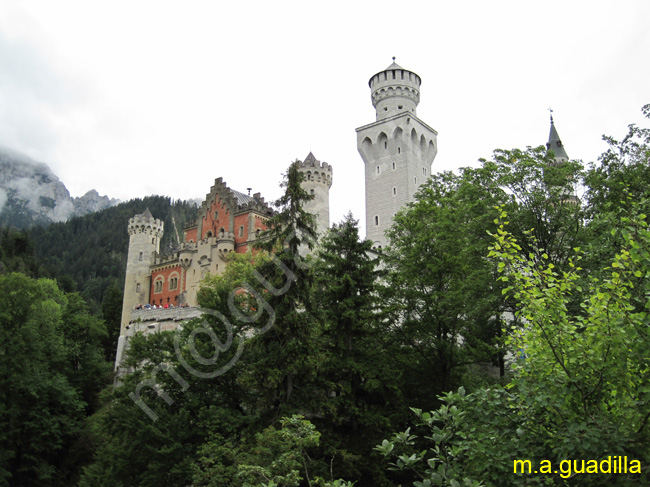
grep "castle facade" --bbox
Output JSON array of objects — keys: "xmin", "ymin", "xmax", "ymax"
[{"xmin": 115, "ymin": 60, "xmax": 437, "ymax": 368}]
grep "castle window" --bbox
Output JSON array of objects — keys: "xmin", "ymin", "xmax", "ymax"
[
  {"xmin": 152, "ymin": 238, "xmax": 155, "ymax": 245},
  {"xmin": 136, "ymin": 283, "xmax": 141, "ymax": 293},
  {"xmin": 414, "ymin": 177, "xmax": 418, "ymax": 185},
  {"xmin": 375, "ymin": 216, "xmax": 379, "ymax": 226},
  {"xmin": 154, "ymin": 277, "xmax": 164, "ymax": 294},
  {"xmin": 423, "ymin": 167, "xmax": 426, "ymax": 175},
  {"xmin": 376, "ymin": 166, "xmax": 380, "ymax": 174},
  {"xmin": 214, "ymin": 211, "xmax": 219, "ymax": 219},
  {"xmin": 310, "ymin": 189, "xmax": 315, "ymax": 195},
  {"xmin": 398, "ymin": 147, "xmax": 401, "ymax": 154},
  {"xmin": 169, "ymin": 275, "xmax": 178, "ymax": 290},
  {"xmin": 393, "ymin": 187, "xmax": 396, "ymax": 195},
  {"xmin": 384, "ymin": 107, "xmax": 388, "ymax": 111},
  {"xmin": 256, "ymin": 229, "xmax": 261, "ymax": 238},
  {"xmin": 398, "ymin": 105, "xmax": 403, "ymax": 110},
  {"xmin": 384, "ymin": 141, "xmax": 387, "ymax": 149},
  {"xmin": 239, "ymin": 226, "xmax": 244, "ymax": 237},
  {"xmin": 392, "ymin": 162, "xmax": 396, "ymax": 170},
  {"xmin": 206, "ymin": 231, "xmax": 213, "ymax": 238},
  {"xmin": 139, "ymin": 252, "xmax": 143, "ymax": 261}
]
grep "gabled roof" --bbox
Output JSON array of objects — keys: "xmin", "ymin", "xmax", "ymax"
[
  {"xmin": 231, "ymin": 189, "xmax": 256, "ymax": 207},
  {"xmin": 200, "ymin": 177, "xmax": 273, "ymax": 220}
]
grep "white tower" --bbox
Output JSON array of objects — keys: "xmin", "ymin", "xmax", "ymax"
[
  {"xmin": 119, "ymin": 208, "xmax": 163, "ymax": 336},
  {"xmin": 356, "ymin": 59, "xmax": 437, "ymax": 249},
  {"xmin": 115, "ymin": 209, "xmax": 163, "ymax": 369},
  {"xmin": 297, "ymin": 152, "xmax": 332, "ymax": 238}
]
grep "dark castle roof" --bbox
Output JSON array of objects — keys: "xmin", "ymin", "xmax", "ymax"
[{"xmin": 546, "ymin": 116, "xmax": 569, "ymax": 161}]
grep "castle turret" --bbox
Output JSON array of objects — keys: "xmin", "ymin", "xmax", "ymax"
[
  {"xmin": 356, "ymin": 59, "xmax": 437, "ymax": 249},
  {"xmin": 115, "ymin": 209, "xmax": 163, "ymax": 368},
  {"xmin": 297, "ymin": 152, "xmax": 332, "ymax": 239}
]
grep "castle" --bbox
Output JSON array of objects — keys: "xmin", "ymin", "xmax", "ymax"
[{"xmin": 115, "ymin": 59, "xmax": 567, "ymax": 369}]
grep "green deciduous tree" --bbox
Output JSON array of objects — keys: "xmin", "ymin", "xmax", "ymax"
[
  {"xmin": 379, "ymin": 205, "xmax": 650, "ymax": 486},
  {"xmin": 382, "ymin": 168, "xmax": 506, "ymax": 405},
  {"xmin": 0, "ymin": 273, "xmax": 109, "ymax": 486}
]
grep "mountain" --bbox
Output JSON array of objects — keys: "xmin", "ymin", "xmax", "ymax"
[{"xmin": 0, "ymin": 146, "xmax": 119, "ymax": 229}]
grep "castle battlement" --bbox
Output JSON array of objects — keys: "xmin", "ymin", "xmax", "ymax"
[
  {"xmin": 369, "ymin": 58, "xmax": 421, "ymax": 121},
  {"xmin": 297, "ymin": 152, "xmax": 333, "ymax": 190},
  {"xmin": 128, "ymin": 208, "xmax": 164, "ymax": 237},
  {"xmin": 298, "ymin": 154, "xmax": 332, "ymax": 171}
]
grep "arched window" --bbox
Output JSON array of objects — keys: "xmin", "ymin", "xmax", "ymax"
[
  {"xmin": 154, "ymin": 276, "xmax": 164, "ymax": 294},
  {"xmin": 375, "ymin": 216, "xmax": 379, "ymax": 226},
  {"xmin": 169, "ymin": 273, "xmax": 179, "ymax": 290}
]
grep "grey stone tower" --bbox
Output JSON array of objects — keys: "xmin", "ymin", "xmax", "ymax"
[
  {"xmin": 119, "ymin": 208, "xmax": 163, "ymax": 336},
  {"xmin": 356, "ymin": 59, "xmax": 437, "ymax": 249},
  {"xmin": 115, "ymin": 209, "xmax": 163, "ymax": 369},
  {"xmin": 297, "ymin": 152, "xmax": 332, "ymax": 238}
]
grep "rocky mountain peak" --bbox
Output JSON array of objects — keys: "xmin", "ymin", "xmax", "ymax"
[{"xmin": 0, "ymin": 147, "xmax": 120, "ymax": 229}]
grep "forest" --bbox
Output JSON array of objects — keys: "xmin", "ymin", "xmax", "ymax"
[{"xmin": 0, "ymin": 105, "xmax": 649, "ymax": 486}]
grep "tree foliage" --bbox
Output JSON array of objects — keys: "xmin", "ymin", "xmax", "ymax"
[{"xmin": 0, "ymin": 273, "xmax": 110, "ymax": 486}]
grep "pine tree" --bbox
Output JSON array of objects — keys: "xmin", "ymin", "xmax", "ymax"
[{"xmin": 247, "ymin": 161, "xmax": 320, "ymax": 416}]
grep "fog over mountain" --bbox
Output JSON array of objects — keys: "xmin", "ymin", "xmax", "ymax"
[{"xmin": 0, "ymin": 146, "xmax": 119, "ymax": 229}]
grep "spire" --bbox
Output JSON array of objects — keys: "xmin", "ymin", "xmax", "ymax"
[
  {"xmin": 546, "ymin": 111, "xmax": 569, "ymax": 162},
  {"xmin": 140, "ymin": 208, "xmax": 153, "ymax": 220},
  {"xmin": 386, "ymin": 56, "xmax": 403, "ymax": 70}
]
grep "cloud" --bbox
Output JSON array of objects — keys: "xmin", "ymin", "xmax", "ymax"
[{"xmin": 0, "ymin": 29, "xmax": 91, "ymax": 160}]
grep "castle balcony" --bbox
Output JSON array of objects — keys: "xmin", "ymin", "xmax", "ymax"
[
  {"xmin": 178, "ymin": 249, "xmax": 194, "ymax": 268},
  {"xmin": 127, "ymin": 306, "xmax": 203, "ymax": 336},
  {"xmin": 216, "ymin": 234, "xmax": 235, "ymax": 261}
]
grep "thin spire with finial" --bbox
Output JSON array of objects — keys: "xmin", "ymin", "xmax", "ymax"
[{"xmin": 546, "ymin": 108, "xmax": 568, "ymax": 161}]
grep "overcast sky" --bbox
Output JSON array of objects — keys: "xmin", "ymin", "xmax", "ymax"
[{"xmin": 1, "ymin": 1, "xmax": 648, "ymax": 236}]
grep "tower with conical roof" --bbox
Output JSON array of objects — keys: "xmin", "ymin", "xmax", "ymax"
[
  {"xmin": 546, "ymin": 113, "xmax": 569, "ymax": 163},
  {"xmin": 356, "ymin": 59, "xmax": 437, "ymax": 248},
  {"xmin": 296, "ymin": 152, "xmax": 332, "ymax": 239}
]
